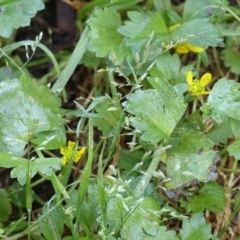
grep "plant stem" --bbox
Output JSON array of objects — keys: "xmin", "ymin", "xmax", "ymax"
[{"xmin": 51, "ymin": 26, "xmax": 89, "ymax": 91}]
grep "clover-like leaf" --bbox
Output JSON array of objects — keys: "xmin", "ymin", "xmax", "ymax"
[
  {"xmin": 201, "ymin": 78, "xmax": 240, "ymax": 124},
  {"xmin": 124, "ymin": 84, "xmax": 187, "ymax": 145},
  {"xmin": 180, "ymin": 213, "xmax": 212, "ymax": 240},
  {"xmin": 0, "ymin": 75, "xmax": 65, "ymax": 156},
  {"xmin": 189, "ymin": 182, "xmax": 226, "ymax": 213},
  {"xmin": 0, "ymin": 0, "xmax": 44, "ymax": 38}
]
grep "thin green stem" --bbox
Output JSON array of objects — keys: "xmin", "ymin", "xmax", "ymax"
[
  {"xmin": 133, "ymin": 145, "xmax": 172, "ymax": 198},
  {"xmin": 51, "ymin": 27, "xmax": 89, "ymax": 91}
]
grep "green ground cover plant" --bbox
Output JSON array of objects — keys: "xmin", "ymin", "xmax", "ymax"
[{"xmin": 0, "ymin": 0, "xmax": 239, "ymax": 239}]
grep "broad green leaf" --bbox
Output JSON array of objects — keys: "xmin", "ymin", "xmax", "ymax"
[
  {"xmin": 201, "ymin": 78, "xmax": 240, "ymax": 124},
  {"xmin": 0, "ymin": 153, "xmax": 62, "ymax": 185},
  {"xmin": 207, "ymin": 117, "xmax": 233, "ymax": 144},
  {"xmin": 38, "ymin": 204, "xmax": 64, "ymax": 240},
  {"xmin": 165, "ymin": 151, "xmax": 217, "ymax": 189},
  {"xmin": 118, "ymin": 11, "xmax": 168, "ymax": 46},
  {"xmin": 170, "ymin": 18, "xmax": 223, "ymax": 49},
  {"xmin": 0, "ymin": 75, "xmax": 65, "ymax": 156},
  {"xmin": 124, "ymin": 85, "xmax": 186, "ymax": 145},
  {"xmin": 0, "ymin": 0, "xmax": 44, "ymax": 38},
  {"xmin": 222, "ymin": 48, "xmax": 240, "ymax": 75},
  {"xmin": 227, "ymin": 140, "xmax": 240, "ymax": 160},
  {"xmin": 93, "ymin": 97, "xmax": 124, "ymax": 137},
  {"xmin": 0, "ymin": 188, "xmax": 12, "ymax": 222},
  {"xmin": 121, "ymin": 197, "xmax": 179, "ymax": 240},
  {"xmin": 87, "ymin": 8, "xmax": 126, "ymax": 60},
  {"xmin": 180, "ymin": 213, "xmax": 212, "ymax": 240},
  {"xmin": 189, "ymin": 182, "xmax": 226, "ymax": 213}
]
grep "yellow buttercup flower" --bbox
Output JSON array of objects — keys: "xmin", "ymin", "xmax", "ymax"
[
  {"xmin": 60, "ymin": 141, "xmax": 86, "ymax": 165},
  {"xmin": 169, "ymin": 24, "xmax": 204, "ymax": 54},
  {"xmin": 186, "ymin": 71, "xmax": 212, "ymax": 98}
]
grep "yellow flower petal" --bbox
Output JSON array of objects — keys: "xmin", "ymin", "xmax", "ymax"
[
  {"xmin": 67, "ymin": 141, "xmax": 76, "ymax": 150},
  {"xmin": 186, "ymin": 71, "xmax": 193, "ymax": 85},
  {"xmin": 175, "ymin": 44, "xmax": 189, "ymax": 54},
  {"xmin": 60, "ymin": 146, "xmax": 65, "ymax": 155},
  {"xmin": 185, "ymin": 43, "xmax": 204, "ymax": 53},
  {"xmin": 74, "ymin": 147, "xmax": 86, "ymax": 163},
  {"xmin": 200, "ymin": 73, "xmax": 212, "ymax": 86}
]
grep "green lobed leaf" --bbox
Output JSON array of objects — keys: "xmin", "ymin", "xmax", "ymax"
[
  {"xmin": 0, "ymin": 0, "xmax": 44, "ymax": 38},
  {"xmin": 0, "ymin": 188, "xmax": 12, "ymax": 223},
  {"xmin": 87, "ymin": 8, "xmax": 127, "ymax": 60},
  {"xmin": 0, "ymin": 75, "xmax": 65, "ymax": 157},
  {"xmin": 170, "ymin": 18, "xmax": 223, "ymax": 49},
  {"xmin": 222, "ymin": 48, "xmax": 240, "ymax": 75},
  {"xmin": 118, "ymin": 11, "xmax": 168, "ymax": 46},
  {"xmin": 201, "ymin": 78, "xmax": 240, "ymax": 124},
  {"xmin": 189, "ymin": 182, "xmax": 226, "ymax": 213},
  {"xmin": 121, "ymin": 197, "xmax": 179, "ymax": 240},
  {"xmin": 0, "ymin": 153, "xmax": 62, "ymax": 185},
  {"xmin": 124, "ymin": 84, "xmax": 187, "ymax": 145},
  {"xmin": 180, "ymin": 213, "xmax": 212, "ymax": 240}
]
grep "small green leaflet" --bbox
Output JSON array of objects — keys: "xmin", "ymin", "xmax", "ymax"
[
  {"xmin": 87, "ymin": 8, "xmax": 127, "ymax": 61},
  {"xmin": 201, "ymin": 78, "xmax": 240, "ymax": 124},
  {"xmin": 180, "ymin": 213, "xmax": 212, "ymax": 240},
  {"xmin": 0, "ymin": 0, "xmax": 44, "ymax": 38},
  {"xmin": 124, "ymin": 84, "xmax": 187, "ymax": 145},
  {"xmin": 0, "ymin": 75, "xmax": 65, "ymax": 156},
  {"xmin": 222, "ymin": 48, "xmax": 240, "ymax": 75},
  {"xmin": 189, "ymin": 182, "xmax": 226, "ymax": 213},
  {"xmin": 0, "ymin": 153, "xmax": 62, "ymax": 185}
]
